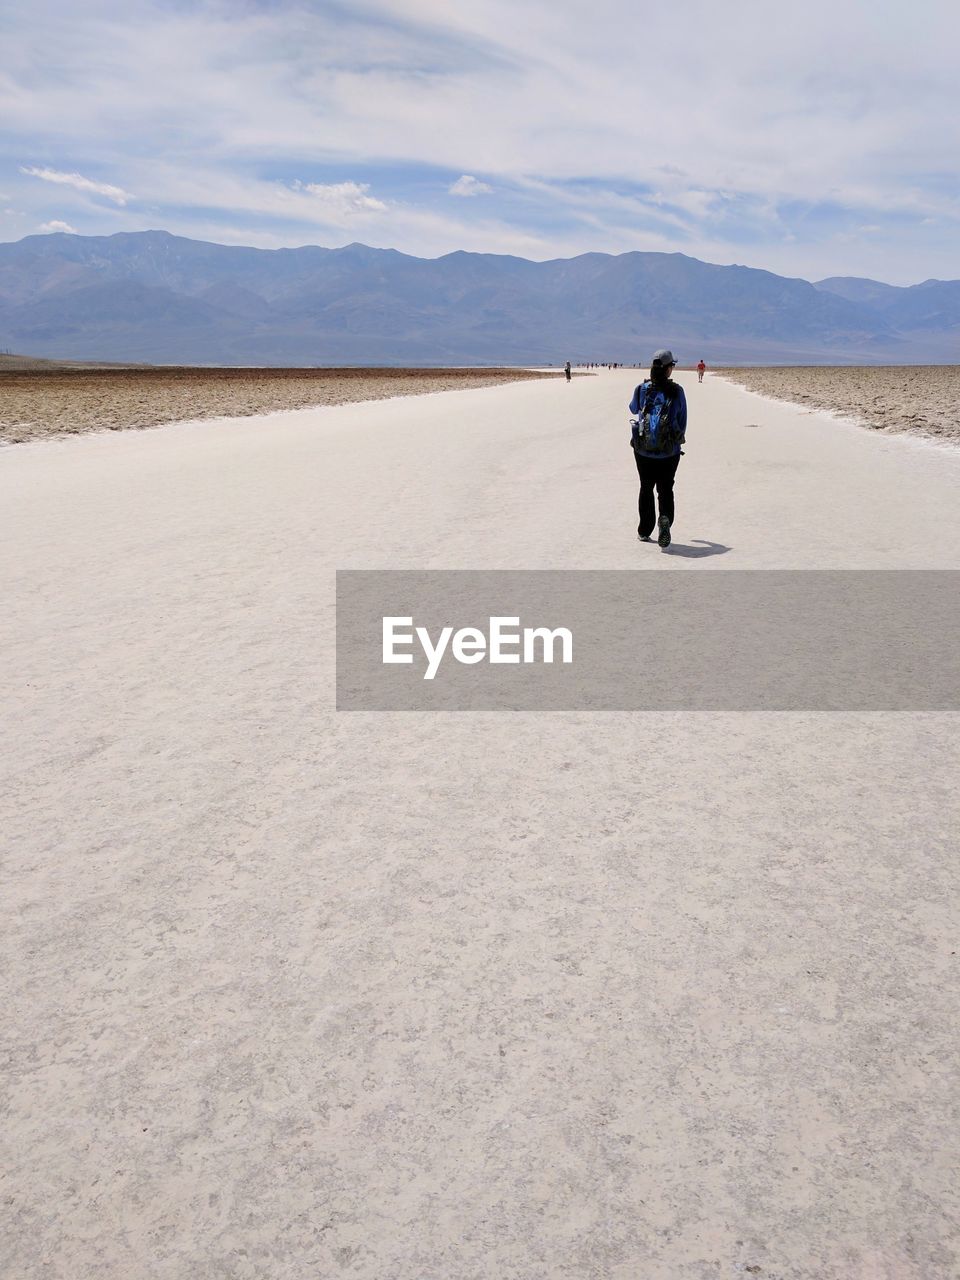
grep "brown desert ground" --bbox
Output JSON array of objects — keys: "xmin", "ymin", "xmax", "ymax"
[
  {"xmin": 0, "ymin": 361, "xmax": 560, "ymax": 444},
  {"xmin": 714, "ymin": 364, "xmax": 960, "ymax": 445}
]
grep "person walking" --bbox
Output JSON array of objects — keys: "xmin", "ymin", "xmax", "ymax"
[
  {"xmin": 564, "ymin": 360, "xmax": 572, "ymax": 382},
  {"xmin": 629, "ymin": 349, "xmax": 687, "ymax": 547},
  {"xmin": 697, "ymin": 359, "xmax": 706, "ymax": 383}
]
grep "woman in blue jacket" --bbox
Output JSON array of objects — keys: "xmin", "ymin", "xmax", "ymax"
[{"xmin": 630, "ymin": 349, "xmax": 687, "ymax": 547}]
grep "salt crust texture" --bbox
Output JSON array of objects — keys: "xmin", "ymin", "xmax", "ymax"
[{"xmin": 2, "ymin": 370, "xmax": 959, "ymax": 1279}]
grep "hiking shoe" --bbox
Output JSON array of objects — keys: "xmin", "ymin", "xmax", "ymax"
[
  {"xmin": 638, "ymin": 531, "xmax": 654, "ymax": 542},
  {"xmin": 657, "ymin": 515, "xmax": 672, "ymax": 547}
]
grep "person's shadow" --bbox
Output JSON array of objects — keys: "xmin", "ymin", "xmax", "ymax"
[{"xmin": 661, "ymin": 539, "xmax": 730, "ymax": 558}]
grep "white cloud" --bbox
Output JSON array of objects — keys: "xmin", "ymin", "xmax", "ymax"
[
  {"xmin": 291, "ymin": 180, "xmax": 387, "ymax": 215},
  {"xmin": 110, "ymin": 163, "xmax": 555, "ymax": 258},
  {"xmin": 3, "ymin": 0, "xmax": 960, "ymax": 280},
  {"xmin": 20, "ymin": 166, "xmax": 132, "ymax": 205},
  {"xmin": 38, "ymin": 219, "xmax": 77, "ymax": 233},
  {"xmin": 449, "ymin": 175, "xmax": 492, "ymax": 197}
]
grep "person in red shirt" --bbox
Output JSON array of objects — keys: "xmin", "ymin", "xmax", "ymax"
[{"xmin": 697, "ymin": 359, "xmax": 706, "ymax": 383}]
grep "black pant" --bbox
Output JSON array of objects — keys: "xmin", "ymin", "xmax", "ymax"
[{"xmin": 634, "ymin": 451, "xmax": 680, "ymax": 537}]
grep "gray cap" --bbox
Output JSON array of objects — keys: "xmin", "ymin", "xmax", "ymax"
[{"xmin": 652, "ymin": 348, "xmax": 677, "ymax": 366}]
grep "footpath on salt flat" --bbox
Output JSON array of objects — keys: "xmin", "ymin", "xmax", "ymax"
[{"xmin": 2, "ymin": 369, "xmax": 959, "ymax": 1279}]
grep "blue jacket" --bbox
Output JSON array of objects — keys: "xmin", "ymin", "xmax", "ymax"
[{"xmin": 630, "ymin": 381, "xmax": 687, "ymax": 458}]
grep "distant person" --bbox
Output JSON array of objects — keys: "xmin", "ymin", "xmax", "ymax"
[
  {"xmin": 564, "ymin": 360, "xmax": 572, "ymax": 382},
  {"xmin": 697, "ymin": 359, "xmax": 706, "ymax": 383},
  {"xmin": 629, "ymin": 349, "xmax": 687, "ymax": 547}
]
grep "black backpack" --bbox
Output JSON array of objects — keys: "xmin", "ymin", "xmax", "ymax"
[{"xmin": 635, "ymin": 382, "xmax": 682, "ymax": 455}]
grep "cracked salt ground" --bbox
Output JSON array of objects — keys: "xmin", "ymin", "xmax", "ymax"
[
  {"xmin": 2, "ymin": 368, "xmax": 959, "ymax": 1278},
  {"xmin": 718, "ymin": 364, "xmax": 960, "ymax": 445}
]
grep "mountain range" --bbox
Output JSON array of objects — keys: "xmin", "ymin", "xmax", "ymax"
[{"xmin": 1, "ymin": 230, "xmax": 958, "ymax": 365}]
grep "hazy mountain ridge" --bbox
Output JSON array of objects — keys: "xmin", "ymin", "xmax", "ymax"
[
  {"xmin": 815, "ymin": 275, "xmax": 960, "ymax": 331},
  {"xmin": 0, "ymin": 230, "xmax": 957, "ymax": 365}
]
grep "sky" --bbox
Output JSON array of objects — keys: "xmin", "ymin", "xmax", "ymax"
[{"xmin": 2, "ymin": 0, "xmax": 959, "ymax": 284}]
